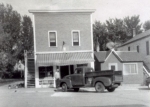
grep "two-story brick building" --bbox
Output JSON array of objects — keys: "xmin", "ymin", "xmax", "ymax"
[{"xmin": 28, "ymin": 9, "xmax": 95, "ymax": 88}]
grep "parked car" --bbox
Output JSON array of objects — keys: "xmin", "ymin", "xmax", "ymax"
[
  {"xmin": 56, "ymin": 67, "xmax": 123, "ymax": 92},
  {"xmin": 146, "ymin": 77, "xmax": 150, "ymax": 88}
]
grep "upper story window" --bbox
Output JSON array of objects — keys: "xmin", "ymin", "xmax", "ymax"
[
  {"xmin": 137, "ymin": 45, "xmax": 139, "ymax": 53},
  {"xmin": 128, "ymin": 46, "xmax": 130, "ymax": 51},
  {"xmin": 48, "ymin": 31, "xmax": 57, "ymax": 47},
  {"xmin": 72, "ymin": 30, "xmax": 80, "ymax": 46},
  {"xmin": 146, "ymin": 41, "xmax": 149, "ymax": 55},
  {"xmin": 123, "ymin": 63, "xmax": 138, "ymax": 75}
]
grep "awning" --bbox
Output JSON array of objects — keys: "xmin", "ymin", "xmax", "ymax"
[{"xmin": 37, "ymin": 52, "xmax": 94, "ymax": 66}]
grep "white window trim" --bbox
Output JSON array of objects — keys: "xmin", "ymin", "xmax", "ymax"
[
  {"xmin": 48, "ymin": 31, "xmax": 57, "ymax": 47},
  {"xmin": 71, "ymin": 30, "xmax": 81, "ymax": 46},
  {"xmin": 123, "ymin": 63, "xmax": 138, "ymax": 75},
  {"xmin": 108, "ymin": 63, "xmax": 118, "ymax": 71}
]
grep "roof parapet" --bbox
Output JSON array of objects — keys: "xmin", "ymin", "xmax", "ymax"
[{"xmin": 29, "ymin": 9, "xmax": 96, "ymax": 13}]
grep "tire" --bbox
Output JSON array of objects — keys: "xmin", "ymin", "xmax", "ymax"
[
  {"xmin": 61, "ymin": 83, "xmax": 68, "ymax": 92},
  {"xmin": 74, "ymin": 88, "xmax": 79, "ymax": 92},
  {"xmin": 95, "ymin": 82, "xmax": 105, "ymax": 92},
  {"xmin": 107, "ymin": 88, "xmax": 115, "ymax": 92}
]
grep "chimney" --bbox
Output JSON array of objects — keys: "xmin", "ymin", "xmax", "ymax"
[{"xmin": 133, "ymin": 28, "xmax": 136, "ymax": 37}]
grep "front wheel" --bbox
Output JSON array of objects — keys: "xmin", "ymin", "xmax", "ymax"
[
  {"xmin": 107, "ymin": 88, "xmax": 115, "ymax": 92},
  {"xmin": 95, "ymin": 82, "xmax": 105, "ymax": 92},
  {"xmin": 61, "ymin": 83, "xmax": 68, "ymax": 92}
]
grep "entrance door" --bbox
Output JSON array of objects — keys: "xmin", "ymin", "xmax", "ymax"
[
  {"xmin": 60, "ymin": 66, "xmax": 69, "ymax": 78},
  {"xmin": 111, "ymin": 65, "xmax": 116, "ymax": 71},
  {"xmin": 109, "ymin": 63, "xmax": 118, "ymax": 71}
]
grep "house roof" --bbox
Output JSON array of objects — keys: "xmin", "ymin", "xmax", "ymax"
[
  {"xmin": 119, "ymin": 29, "xmax": 150, "ymax": 47},
  {"xmin": 94, "ymin": 50, "xmax": 144, "ymax": 62},
  {"xmin": 29, "ymin": 9, "xmax": 96, "ymax": 13}
]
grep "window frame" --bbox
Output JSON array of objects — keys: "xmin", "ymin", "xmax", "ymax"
[
  {"xmin": 108, "ymin": 63, "xmax": 118, "ymax": 71},
  {"xmin": 71, "ymin": 30, "xmax": 81, "ymax": 46},
  {"xmin": 48, "ymin": 31, "xmax": 57, "ymax": 47},
  {"xmin": 128, "ymin": 46, "xmax": 130, "ymax": 51},
  {"xmin": 123, "ymin": 63, "xmax": 138, "ymax": 75}
]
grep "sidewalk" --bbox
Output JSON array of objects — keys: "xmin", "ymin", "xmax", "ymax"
[
  {"xmin": 0, "ymin": 81, "xmax": 149, "ymax": 93},
  {"xmin": 80, "ymin": 84, "xmax": 149, "ymax": 92}
]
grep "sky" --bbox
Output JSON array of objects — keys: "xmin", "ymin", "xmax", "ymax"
[{"xmin": 0, "ymin": 0, "xmax": 150, "ymax": 24}]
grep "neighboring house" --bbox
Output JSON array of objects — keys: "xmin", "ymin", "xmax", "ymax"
[
  {"xmin": 94, "ymin": 50, "xmax": 144, "ymax": 84},
  {"xmin": 27, "ymin": 9, "xmax": 95, "ymax": 88},
  {"xmin": 117, "ymin": 30, "xmax": 150, "ymax": 76}
]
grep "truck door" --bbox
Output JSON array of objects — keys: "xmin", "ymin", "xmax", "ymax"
[{"xmin": 71, "ymin": 68, "xmax": 84, "ymax": 86}]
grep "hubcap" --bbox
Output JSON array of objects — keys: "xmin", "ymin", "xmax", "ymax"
[{"xmin": 96, "ymin": 83, "xmax": 101, "ymax": 90}]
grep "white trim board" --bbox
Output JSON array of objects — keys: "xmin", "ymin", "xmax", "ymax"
[{"xmin": 35, "ymin": 50, "xmax": 93, "ymax": 54}]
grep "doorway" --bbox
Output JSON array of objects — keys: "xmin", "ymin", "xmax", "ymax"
[
  {"xmin": 60, "ymin": 66, "xmax": 69, "ymax": 78},
  {"xmin": 109, "ymin": 63, "xmax": 118, "ymax": 71}
]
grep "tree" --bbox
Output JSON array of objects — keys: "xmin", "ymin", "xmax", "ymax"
[
  {"xmin": 93, "ymin": 21, "xmax": 107, "ymax": 51},
  {"xmin": 143, "ymin": 20, "xmax": 150, "ymax": 31},
  {"xmin": 15, "ymin": 15, "xmax": 33, "ymax": 60},
  {"xmin": 0, "ymin": 3, "xmax": 33, "ymax": 78},
  {"xmin": 106, "ymin": 18, "xmax": 127, "ymax": 43},
  {"xmin": 124, "ymin": 15, "xmax": 142, "ymax": 36}
]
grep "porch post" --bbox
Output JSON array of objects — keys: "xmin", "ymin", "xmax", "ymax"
[
  {"xmin": 53, "ymin": 65, "xmax": 56, "ymax": 88},
  {"xmin": 24, "ymin": 50, "xmax": 28, "ymax": 88}
]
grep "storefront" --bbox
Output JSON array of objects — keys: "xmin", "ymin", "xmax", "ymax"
[{"xmin": 35, "ymin": 52, "xmax": 94, "ymax": 88}]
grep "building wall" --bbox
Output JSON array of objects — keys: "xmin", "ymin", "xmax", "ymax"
[
  {"xmin": 100, "ymin": 53, "xmax": 143, "ymax": 84},
  {"xmin": 117, "ymin": 36, "xmax": 150, "ymax": 70},
  {"xmin": 34, "ymin": 12, "xmax": 92, "ymax": 52},
  {"xmin": 32, "ymin": 11, "xmax": 94, "ymax": 88}
]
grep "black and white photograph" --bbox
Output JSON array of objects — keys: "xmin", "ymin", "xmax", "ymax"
[{"xmin": 0, "ymin": 0, "xmax": 150, "ymax": 107}]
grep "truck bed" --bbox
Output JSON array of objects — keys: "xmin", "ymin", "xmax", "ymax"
[
  {"xmin": 85, "ymin": 70, "xmax": 123, "ymax": 82},
  {"xmin": 85, "ymin": 70, "xmax": 114, "ymax": 77}
]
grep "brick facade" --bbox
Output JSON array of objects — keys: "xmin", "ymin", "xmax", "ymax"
[
  {"xmin": 29, "ymin": 9, "xmax": 95, "ymax": 88},
  {"xmin": 34, "ymin": 12, "xmax": 92, "ymax": 52}
]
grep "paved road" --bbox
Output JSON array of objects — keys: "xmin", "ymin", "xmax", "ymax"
[{"xmin": 0, "ymin": 82, "xmax": 150, "ymax": 107}]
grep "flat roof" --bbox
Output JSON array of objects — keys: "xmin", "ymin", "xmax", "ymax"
[{"xmin": 29, "ymin": 9, "xmax": 96, "ymax": 13}]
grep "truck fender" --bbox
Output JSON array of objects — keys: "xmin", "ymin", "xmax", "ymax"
[
  {"xmin": 59, "ymin": 79, "xmax": 73, "ymax": 89},
  {"xmin": 92, "ymin": 77, "xmax": 112, "ymax": 87}
]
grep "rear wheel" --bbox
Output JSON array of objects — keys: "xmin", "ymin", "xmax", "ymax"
[
  {"xmin": 107, "ymin": 88, "xmax": 115, "ymax": 92},
  {"xmin": 95, "ymin": 82, "xmax": 105, "ymax": 92},
  {"xmin": 74, "ymin": 88, "xmax": 79, "ymax": 92},
  {"xmin": 61, "ymin": 83, "xmax": 67, "ymax": 92}
]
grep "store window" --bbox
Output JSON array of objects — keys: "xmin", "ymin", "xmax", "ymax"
[{"xmin": 39, "ymin": 66, "xmax": 53, "ymax": 79}]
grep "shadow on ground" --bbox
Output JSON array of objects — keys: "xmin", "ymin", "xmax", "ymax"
[
  {"xmin": 138, "ymin": 88, "xmax": 150, "ymax": 90},
  {"xmin": 78, "ymin": 104, "xmax": 148, "ymax": 107}
]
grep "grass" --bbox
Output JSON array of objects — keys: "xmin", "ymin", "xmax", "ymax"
[{"xmin": 0, "ymin": 79, "xmax": 22, "ymax": 86}]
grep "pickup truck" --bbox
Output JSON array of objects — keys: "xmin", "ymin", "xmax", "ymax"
[{"xmin": 56, "ymin": 67, "xmax": 123, "ymax": 92}]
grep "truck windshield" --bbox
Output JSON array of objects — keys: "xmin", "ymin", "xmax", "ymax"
[{"xmin": 74, "ymin": 68, "xmax": 83, "ymax": 74}]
